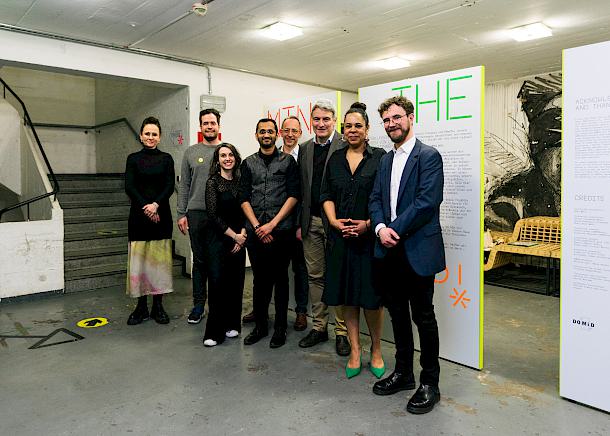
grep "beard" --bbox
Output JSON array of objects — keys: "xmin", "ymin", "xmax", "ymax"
[
  {"xmin": 203, "ymin": 131, "xmax": 218, "ymax": 142},
  {"xmin": 259, "ymin": 140, "xmax": 276, "ymax": 149},
  {"xmin": 388, "ymin": 125, "xmax": 410, "ymax": 144}
]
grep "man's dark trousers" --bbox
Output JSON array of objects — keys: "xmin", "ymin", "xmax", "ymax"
[
  {"xmin": 378, "ymin": 244, "xmax": 440, "ymax": 386},
  {"xmin": 186, "ymin": 210, "xmax": 221, "ymax": 308},
  {"xmin": 247, "ymin": 229, "xmax": 294, "ymax": 332}
]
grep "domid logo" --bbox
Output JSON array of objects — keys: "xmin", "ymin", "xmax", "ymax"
[{"xmin": 572, "ymin": 317, "xmax": 595, "ymax": 331}]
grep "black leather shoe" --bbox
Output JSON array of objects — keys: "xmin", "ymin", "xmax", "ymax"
[
  {"xmin": 127, "ymin": 306, "xmax": 149, "ymax": 325},
  {"xmin": 335, "ymin": 335, "xmax": 351, "ymax": 356},
  {"xmin": 242, "ymin": 310, "xmax": 255, "ymax": 324},
  {"xmin": 244, "ymin": 328, "xmax": 268, "ymax": 345},
  {"xmin": 269, "ymin": 329, "xmax": 287, "ymax": 348},
  {"xmin": 150, "ymin": 303, "xmax": 169, "ymax": 324},
  {"xmin": 406, "ymin": 384, "xmax": 441, "ymax": 414},
  {"xmin": 298, "ymin": 329, "xmax": 329, "ymax": 348},
  {"xmin": 372, "ymin": 371, "xmax": 416, "ymax": 395}
]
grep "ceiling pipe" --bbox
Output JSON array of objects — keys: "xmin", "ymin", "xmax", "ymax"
[{"xmin": 0, "ymin": 23, "xmax": 355, "ymax": 93}]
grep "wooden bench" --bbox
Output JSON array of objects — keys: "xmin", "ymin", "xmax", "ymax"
[{"xmin": 484, "ymin": 216, "xmax": 561, "ymax": 294}]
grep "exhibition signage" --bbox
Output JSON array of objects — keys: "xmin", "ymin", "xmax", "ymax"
[
  {"xmin": 360, "ymin": 66, "xmax": 485, "ymax": 369},
  {"xmin": 265, "ymin": 91, "xmax": 341, "ymax": 144},
  {"xmin": 561, "ymin": 41, "xmax": 610, "ymax": 412}
]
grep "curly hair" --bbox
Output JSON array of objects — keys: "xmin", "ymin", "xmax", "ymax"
[
  {"xmin": 377, "ymin": 95, "xmax": 414, "ymax": 117},
  {"xmin": 209, "ymin": 143, "xmax": 242, "ymax": 179}
]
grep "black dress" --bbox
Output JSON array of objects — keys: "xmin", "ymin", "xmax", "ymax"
[
  {"xmin": 125, "ymin": 147, "xmax": 175, "ymax": 242},
  {"xmin": 203, "ymin": 173, "xmax": 247, "ymax": 343},
  {"xmin": 124, "ymin": 147, "xmax": 175, "ymax": 297},
  {"xmin": 320, "ymin": 146, "xmax": 385, "ymax": 309}
]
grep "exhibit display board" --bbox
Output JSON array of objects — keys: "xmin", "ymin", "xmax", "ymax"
[
  {"xmin": 561, "ymin": 41, "xmax": 610, "ymax": 412},
  {"xmin": 265, "ymin": 91, "xmax": 341, "ymax": 144},
  {"xmin": 360, "ymin": 66, "xmax": 484, "ymax": 369}
]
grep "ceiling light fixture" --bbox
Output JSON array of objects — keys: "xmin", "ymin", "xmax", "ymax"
[
  {"xmin": 508, "ymin": 22, "xmax": 552, "ymax": 42},
  {"xmin": 376, "ymin": 57, "xmax": 411, "ymax": 70},
  {"xmin": 261, "ymin": 22, "xmax": 303, "ymax": 41}
]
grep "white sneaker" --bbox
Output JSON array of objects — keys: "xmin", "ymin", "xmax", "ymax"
[
  {"xmin": 225, "ymin": 330, "xmax": 239, "ymax": 338},
  {"xmin": 203, "ymin": 339, "xmax": 217, "ymax": 347}
]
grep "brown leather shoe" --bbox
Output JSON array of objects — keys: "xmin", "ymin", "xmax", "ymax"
[
  {"xmin": 293, "ymin": 313, "xmax": 307, "ymax": 331},
  {"xmin": 242, "ymin": 310, "xmax": 255, "ymax": 323}
]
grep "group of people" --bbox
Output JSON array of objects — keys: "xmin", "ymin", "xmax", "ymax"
[{"xmin": 123, "ymin": 96, "xmax": 446, "ymax": 414}]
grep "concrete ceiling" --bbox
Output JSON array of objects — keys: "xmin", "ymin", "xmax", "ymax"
[{"xmin": 2, "ymin": 0, "xmax": 610, "ymax": 91}]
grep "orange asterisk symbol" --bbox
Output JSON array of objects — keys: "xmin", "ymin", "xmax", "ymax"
[{"xmin": 450, "ymin": 288, "xmax": 470, "ymax": 309}]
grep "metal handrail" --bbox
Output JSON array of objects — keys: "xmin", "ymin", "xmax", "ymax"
[
  {"xmin": 32, "ymin": 118, "xmax": 139, "ymax": 142},
  {"xmin": 0, "ymin": 76, "xmax": 59, "ymax": 221}
]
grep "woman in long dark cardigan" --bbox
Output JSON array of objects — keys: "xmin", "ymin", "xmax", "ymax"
[{"xmin": 124, "ymin": 116, "xmax": 175, "ymax": 325}]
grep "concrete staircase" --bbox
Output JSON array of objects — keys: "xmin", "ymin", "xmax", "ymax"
[{"xmin": 55, "ymin": 174, "xmax": 184, "ymax": 293}]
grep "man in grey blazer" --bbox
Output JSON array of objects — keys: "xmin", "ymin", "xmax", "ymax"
[{"xmin": 297, "ymin": 99, "xmax": 349, "ymax": 356}]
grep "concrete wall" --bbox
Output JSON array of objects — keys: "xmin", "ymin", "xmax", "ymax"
[
  {"xmin": 95, "ymin": 79, "xmax": 188, "ymax": 174},
  {"xmin": 20, "ymin": 126, "xmax": 54, "ymax": 221},
  {"xmin": 0, "ymin": 99, "xmax": 21, "ymax": 194},
  {"xmin": 0, "ymin": 124, "xmax": 63, "ymax": 299},
  {"xmin": 0, "ymin": 208, "xmax": 63, "ymax": 299},
  {"xmin": 37, "ymin": 127, "xmax": 97, "ymax": 173},
  {"xmin": 0, "ymin": 66, "xmax": 97, "ymax": 174}
]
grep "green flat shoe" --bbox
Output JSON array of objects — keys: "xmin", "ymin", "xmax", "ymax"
[{"xmin": 345, "ymin": 360, "xmax": 362, "ymax": 379}]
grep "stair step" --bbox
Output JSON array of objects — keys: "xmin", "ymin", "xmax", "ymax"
[
  {"xmin": 60, "ymin": 187, "xmax": 125, "ymax": 194},
  {"xmin": 65, "ymin": 213, "xmax": 129, "ymax": 224},
  {"xmin": 65, "ymin": 235, "xmax": 128, "ymax": 251},
  {"xmin": 64, "ymin": 272, "xmax": 126, "ymax": 293},
  {"xmin": 64, "ymin": 220, "xmax": 128, "ymax": 234},
  {"xmin": 65, "ymin": 253, "xmax": 127, "ymax": 270},
  {"xmin": 65, "ymin": 228, "xmax": 129, "ymax": 242},
  {"xmin": 59, "ymin": 199, "xmax": 131, "ymax": 209},
  {"xmin": 65, "ymin": 262, "xmax": 127, "ymax": 280},
  {"xmin": 52, "ymin": 174, "xmax": 124, "ymax": 191},
  {"xmin": 57, "ymin": 191, "xmax": 129, "ymax": 204},
  {"xmin": 62, "ymin": 205, "xmax": 131, "ymax": 218},
  {"xmin": 65, "ymin": 243, "xmax": 124, "ymax": 257}
]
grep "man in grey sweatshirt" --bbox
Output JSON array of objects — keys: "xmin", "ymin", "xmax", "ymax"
[{"xmin": 177, "ymin": 108, "xmax": 222, "ymax": 324}]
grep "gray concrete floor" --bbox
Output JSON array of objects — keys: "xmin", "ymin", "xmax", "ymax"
[{"xmin": 0, "ymin": 275, "xmax": 608, "ymax": 435}]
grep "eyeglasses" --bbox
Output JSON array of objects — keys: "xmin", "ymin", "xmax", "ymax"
[
  {"xmin": 312, "ymin": 117, "xmax": 333, "ymax": 123},
  {"xmin": 282, "ymin": 128, "xmax": 300, "ymax": 135},
  {"xmin": 258, "ymin": 129, "xmax": 276, "ymax": 135},
  {"xmin": 382, "ymin": 114, "xmax": 407, "ymax": 126}
]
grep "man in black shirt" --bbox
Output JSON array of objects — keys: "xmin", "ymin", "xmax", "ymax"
[{"xmin": 240, "ymin": 118, "xmax": 300, "ymax": 348}]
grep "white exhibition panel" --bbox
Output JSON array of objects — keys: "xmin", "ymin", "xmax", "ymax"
[
  {"xmin": 561, "ymin": 41, "xmax": 610, "ymax": 412},
  {"xmin": 266, "ymin": 91, "xmax": 341, "ymax": 144},
  {"xmin": 360, "ymin": 66, "xmax": 484, "ymax": 369}
]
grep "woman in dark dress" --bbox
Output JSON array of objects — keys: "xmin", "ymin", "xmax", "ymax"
[
  {"xmin": 202, "ymin": 143, "xmax": 247, "ymax": 347},
  {"xmin": 321, "ymin": 102, "xmax": 386, "ymax": 379},
  {"xmin": 124, "ymin": 116, "xmax": 175, "ymax": 325}
]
